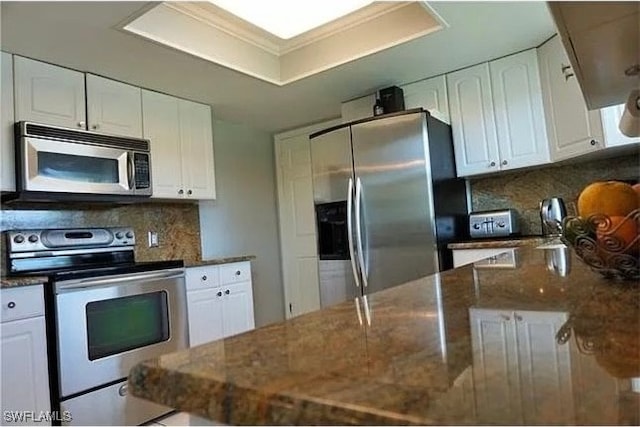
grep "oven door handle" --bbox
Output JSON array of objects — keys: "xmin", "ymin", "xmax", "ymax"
[{"xmin": 56, "ymin": 269, "xmax": 185, "ymax": 292}]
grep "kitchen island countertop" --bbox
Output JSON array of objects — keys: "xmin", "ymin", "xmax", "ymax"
[{"xmin": 129, "ymin": 246, "xmax": 640, "ymax": 425}]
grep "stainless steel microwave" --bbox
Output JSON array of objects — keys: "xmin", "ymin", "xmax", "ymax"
[{"xmin": 14, "ymin": 121, "xmax": 152, "ymax": 201}]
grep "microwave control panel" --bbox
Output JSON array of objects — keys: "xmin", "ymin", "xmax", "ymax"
[{"xmin": 134, "ymin": 153, "xmax": 150, "ymax": 189}]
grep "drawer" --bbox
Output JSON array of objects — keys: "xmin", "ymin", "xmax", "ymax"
[
  {"xmin": 1, "ymin": 285, "xmax": 45, "ymax": 323},
  {"xmin": 220, "ymin": 262, "xmax": 251, "ymax": 285},
  {"xmin": 186, "ymin": 266, "xmax": 220, "ymax": 291}
]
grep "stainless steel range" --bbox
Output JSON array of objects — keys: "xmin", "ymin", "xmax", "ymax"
[{"xmin": 5, "ymin": 227, "xmax": 188, "ymax": 426}]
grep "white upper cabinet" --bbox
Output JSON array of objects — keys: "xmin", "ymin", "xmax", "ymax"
[
  {"xmin": 341, "ymin": 94, "xmax": 376, "ymax": 123},
  {"xmin": 86, "ymin": 74, "xmax": 143, "ymax": 138},
  {"xmin": 447, "ymin": 62, "xmax": 501, "ymax": 176},
  {"xmin": 179, "ymin": 99, "xmax": 216, "ymax": 200},
  {"xmin": 14, "ymin": 56, "xmax": 86, "ymax": 130},
  {"xmin": 448, "ymin": 50, "xmax": 551, "ymax": 177},
  {"xmin": 142, "ymin": 90, "xmax": 183, "ymax": 198},
  {"xmin": 142, "ymin": 90, "xmax": 216, "ymax": 200},
  {"xmin": 600, "ymin": 103, "xmax": 640, "ymax": 147},
  {"xmin": 537, "ymin": 36, "xmax": 604, "ymax": 161},
  {"xmin": 402, "ymin": 75, "xmax": 450, "ymax": 124},
  {"xmin": 490, "ymin": 49, "xmax": 550, "ymax": 171},
  {"xmin": 1, "ymin": 52, "xmax": 15, "ymax": 192}
]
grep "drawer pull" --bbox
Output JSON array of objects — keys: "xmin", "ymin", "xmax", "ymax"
[
  {"xmin": 202, "ymin": 275, "xmax": 207, "ymax": 281},
  {"xmin": 7, "ymin": 302, "xmax": 15, "ymax": 309},
  {"xmin": 225, "ymin": 289, "xmax": 230, "ymax": 295},
  {"xmin": 235, "ymin": 270, "xmax": 241, "ymax": 276}
]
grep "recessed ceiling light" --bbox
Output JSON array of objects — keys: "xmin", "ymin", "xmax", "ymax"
[{"xmin": 208, "ymin": 0, "xmax": 375, "ymax": 39}]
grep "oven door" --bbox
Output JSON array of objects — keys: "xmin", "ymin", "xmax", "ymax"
[
  {"xmin": 54, "ymin": 268, "xmax": 188, "ymax": 398},
  {"xmin": 21, "ymin": 136, "xmax": 134, "ymax": 195}
]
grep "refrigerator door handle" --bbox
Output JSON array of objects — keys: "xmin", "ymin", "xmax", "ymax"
[
  {"xmin": 355, "ymin": 177, "xmax": 368, "ymax": 288},
  {"xmin": 347, "ymin": 178, "xmax": 361, "ymax": 288}
]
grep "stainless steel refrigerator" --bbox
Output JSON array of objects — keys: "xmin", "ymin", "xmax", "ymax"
[{"xmin": 310, "ymin": 109, "xmax": 468, "ymax": 308}]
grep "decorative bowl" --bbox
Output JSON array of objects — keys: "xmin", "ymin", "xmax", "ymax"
[{"xmin": 561, "ymin": 209, "xmax": 640, "ymax": 281}]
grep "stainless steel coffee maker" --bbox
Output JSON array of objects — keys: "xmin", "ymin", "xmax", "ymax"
[{"xmin": 540, "ymin": 197, "xmax": 567, "ymax": 236}]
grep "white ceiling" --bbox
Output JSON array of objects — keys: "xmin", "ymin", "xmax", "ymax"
[{"xmin": 0, "ymin": 1, "xmax": 556, "ymax": 133}]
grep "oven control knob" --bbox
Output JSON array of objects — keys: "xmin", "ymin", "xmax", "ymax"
[
  {"xmin": 28, "ymin": 235, "xmax": 39, "ymax": 243},
  {"xmin": 13, "ymin": 235, "xmax": 25, "ymax": 244},
  {"xmin": 125, "ymin": 231, "xmax": 134, "ymax": 239},
  {"xmin": 472, "ymin": 224, "xmax": 480, "ymax": 230},
  {"xmin": 115, "ymin": 232, "xmax": 124, "ymax": 239},
  {"xmin": 496, "ymin": 221, "xmax": 506, "ymax": 228}
]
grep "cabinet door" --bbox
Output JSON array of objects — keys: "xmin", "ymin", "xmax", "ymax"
[
  {"xmin": 14, "ymin": 56, "xmax": 86, "ymax": 129},
  {"xmin": 186, "ymin": 288, "xmax": 224, "ymax": 346},
  {"xmin": 601, "ymin": 103, "xmax": 640, "ymax": 147},
  {"xmin": 447, "ymin": 63, "xmax": 500, "ymax": 177},
  {"xmin": 1, "ymin": 317, "xmax": 51, "ymax": 424},
  {"xmin": 537, "ymin": 36, "xmax": 604, "ymax": 161},
  {"xmin": 221, "ymin": 281, "xmax": 255, "ymax": 338},
  {"xmin": 514, "ymin": 311, "xmax": 574, "ymax": 425},
  {"xmin": 469, "ymin": 308, "xmax": 522, "ymax": 424},
  {"xmin": 179, "ymin": 100, "xmax": 216, "ymax": 200},
  {"xmin": 142, "ymin": 90, "xmax": 184, "ymax": 199},
  {"xmin": 1, "ymin": 52, "xmax": 15, "ymax": 191},
  {"xmin": 402, "ymin": 75, "xmax": 450, "ymax": 124},
  {"xmin": 86, "ymin": 74, "xmax": 142, "ymax": 138},
  {"xmin": 490, "ymin": 49, "xmax": 550, "ymax": 170}
]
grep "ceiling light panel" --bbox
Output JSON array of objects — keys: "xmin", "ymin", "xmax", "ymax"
[{"xmin": 208, "ymin": 0, "xmax": 375, "ymax": 39}]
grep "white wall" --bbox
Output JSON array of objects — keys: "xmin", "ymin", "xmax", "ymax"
[{"xmin": 199, "ymin": 119, "xmax": 285, "ymax": 327}]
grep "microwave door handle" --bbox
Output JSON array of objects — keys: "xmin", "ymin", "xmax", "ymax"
[
  {"xmin": 127, "ymin": 152, "xmax": 134, "ymax": 190},
  {"xmin": 347, "ymin": 178, "xmax": 361, "ymax": 288}
]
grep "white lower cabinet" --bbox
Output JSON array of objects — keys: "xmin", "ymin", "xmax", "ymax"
[
  {"xmin": 186, "ymin": 262, "xmax": 255, "ymax": 347},
  {"xmin": 0, "ymin": 286, "xmax": 51, "ymax": 426},
  {"xmin": 452, "ymin": 248, "xmax": 513, "ymax": 268},
  {"xmin": 470, "ymin": 308, "xmax": 574, "ymax": 425}
]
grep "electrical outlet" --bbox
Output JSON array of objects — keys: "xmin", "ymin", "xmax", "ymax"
[{"xmin": 148, "ymin": 231, "xmax": 159, "ymax": 248}]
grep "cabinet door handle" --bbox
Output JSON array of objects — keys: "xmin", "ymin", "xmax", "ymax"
[
  {"xmin": 91, "ymin": 124, "xmax": 100, "ymax": 130},
  {"xmin": 561, "ymin": 64, "xmax": 572, "ymax": 73},
  {"xmin": 7, "ymin": 301, "xmax": 15, "ymax": 309},
  {"xmin": 178, "ymin": 189, "xmax": 184, "ymax": 195},
  {"xmin": 564, "ymin": 72, "xmax": 575, "ymax": 81},
  {"xmin": 225, "ymin": 289, "xmax": 230, "ymax": 295},
  {"xmin": 201, "ymin": 275, "xmax": 207, "ymax": 281},
  {"xmin": 500, "ymin": 314, "xmax": 510, "ymax": 321},
  {"xmin": 187, "ymin": 190, "xmax": 193, "ymax": 195},
  {"xmin": 118, "ymin": 384, "xmax": 128, "ymax": 397},
  {"xmin": 502, "ymin": 160, "xmax": 508, "ymax": 166},
  {"xmin": 590, "ymin": 139, "xmax": 598, "ymax": 146},
  {"xmin": 217, "ymin": 291, "xmax": 222, "ymax": 297},
  {"xmin": 514, "ymin": 314, "xmax": 523, "ymax": 321},
  {"xmin": 77, "ymin": 121, "xmax": 85, "ymax": 128},
  {"xmin": 489, "ymin": 161, "xmax": 496, "ymax": 167},
  {"xmin": 235, "ymin": 270, "xmax": 241, "ymax": 276}
]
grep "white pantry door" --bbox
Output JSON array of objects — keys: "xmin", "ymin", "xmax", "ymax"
[{"xmin": 275, "ymin": 131, "xmax": 324, "ymax": 319}]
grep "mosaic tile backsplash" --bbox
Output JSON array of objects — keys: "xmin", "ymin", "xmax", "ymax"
[
  {"xmin": 470, "ymin": 154, "xmax": 640, "ymax": 235},
  {"xmin": 0, "ymin": 202, "xmax": 201, "ymax": 266}
]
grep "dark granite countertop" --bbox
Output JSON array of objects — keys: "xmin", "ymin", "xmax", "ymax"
[
  {"xmin": 130, "ymin": 246, "xmax": 640, "ymax": 425},
  {"xmin": 1, "ymin": 276, "xmax": 48, "ymax": 289},
  {"xmin": 448, "ymin": 235, "xmax": 547, "ymax": 249},
  {"xmin": 184, "ymin": 255, "xmax": 256, "ymax": 268}
]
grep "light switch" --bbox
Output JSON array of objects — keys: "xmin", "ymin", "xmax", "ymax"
[{"xmin": 148, "ymin": 231, "xmax": 159, "ymax": 248}]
